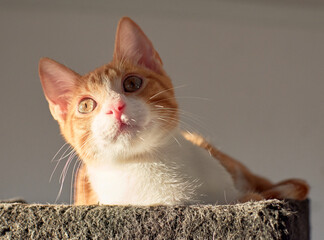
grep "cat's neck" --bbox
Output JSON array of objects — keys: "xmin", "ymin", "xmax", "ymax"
[
  {"xmin": 85, "ymin": 128, "xmax": 183, "ymax": 169},
  {"xmin": 84, "ymin": 128, "xmax": 201, "ymax": 205},
  {"xmin": 84, "ymin": 128, "xmax": 241, "ymax": 205}
]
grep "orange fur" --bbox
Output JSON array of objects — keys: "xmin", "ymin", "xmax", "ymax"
[
  {"xmin": 74, "ymin": 164, "xmax": 98, "ymax": 205},
  {"xmin": 39, "ymin": 17, "xmax": 309, "ymax": 205},
  {"xmin": 182, "ymin": 132, "xmax": 309, "ymax": 201}
]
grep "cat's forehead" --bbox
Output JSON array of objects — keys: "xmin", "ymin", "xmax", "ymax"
[
  {"xmin": 81, "ymin": 62, "xmax": 152, "ymax": 92},
  {"xmin": 81, "ymin": 64, "xmax": 123, "ymax": 91},
  {"xmin": 86, "ymin": 64, "xmax": 119, "ymax": 82}
]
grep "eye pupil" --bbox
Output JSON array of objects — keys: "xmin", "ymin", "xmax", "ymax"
[
  {"xmin": 123, "ymin": 76, "xmax": 142, "ymax": 92},
  {"xmin": 78, "ymin": 98, "xmax": 96, "ymax": 114}
]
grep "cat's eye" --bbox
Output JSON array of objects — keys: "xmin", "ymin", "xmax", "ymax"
[
  {"xmin": 123, "ymin": 76, "xmax": 143, "ymax": 93},
  {"xmin": 78, "ymin": 98, "xmax": 96, "ymax": 114}
]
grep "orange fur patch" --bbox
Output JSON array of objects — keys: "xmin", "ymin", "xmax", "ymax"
[{"xmin": 182, "ymin": 132, "xmax": 309, "ymax": 201}]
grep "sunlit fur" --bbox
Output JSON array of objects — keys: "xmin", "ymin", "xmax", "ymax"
[
  {"xmin": 60, "ymin": 61, "xmax": 177, "ymax": 165},
  {"xmin": 40, "ymin": 17, "xmax": 309, "ymax": 206}
]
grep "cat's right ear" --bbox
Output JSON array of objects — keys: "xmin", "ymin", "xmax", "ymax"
[
  {"xmin": 113, "ymin": 17, "xmax": 164, "ymax": 74},
  {"xmin": 39, "ymin": 57, "xmax": 80, "ymax": 122}
]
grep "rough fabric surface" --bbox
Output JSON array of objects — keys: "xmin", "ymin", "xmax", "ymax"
[{"xmin": 0, "ymin": 199, "xmax": 309, "ymax": 240}]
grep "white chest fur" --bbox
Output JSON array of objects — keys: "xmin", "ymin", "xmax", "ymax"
[{"xmin": 86, "ymin": 131, "xmax": 241, "ymax": 205}]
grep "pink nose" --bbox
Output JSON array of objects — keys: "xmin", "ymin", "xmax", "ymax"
[{"xmin": 106, "ymin": 100, "xmax": 126, "ymax": 120}]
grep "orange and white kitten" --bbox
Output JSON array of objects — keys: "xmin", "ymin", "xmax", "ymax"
[{"xmin": 39, "ymin": 17, "xmax": 309, "ymax": 205}]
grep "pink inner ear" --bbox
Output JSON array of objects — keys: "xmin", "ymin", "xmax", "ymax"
[
  {"xmin": 39, "ymin": 58, "xmax": 79, "ymax": 117},
  {"xmin": 113, "ymin": 17, "xmax": 163, "ymax": 74}
]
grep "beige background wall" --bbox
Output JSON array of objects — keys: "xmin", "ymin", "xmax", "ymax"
[{"xmin": 1, "ymin": 0, "xmax": 323, "ymax": 238}]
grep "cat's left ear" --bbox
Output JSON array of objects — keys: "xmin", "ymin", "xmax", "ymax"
[
  {"xmin": 113, "ymin": 17, "xmax": 164, "ymax": 74},
  {"xmin": 39, "ymin": 57, "xmax": 80, "ymax": 123}
]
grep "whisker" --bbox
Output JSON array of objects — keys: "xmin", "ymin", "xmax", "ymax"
[
  {"xmin": 173, "ymin": 136, "xmax": 181, "ymax": 147},
  {"xmin": 55, "ymin": 153, "xmax": 76, "ymax": 204},
  {"xmin": 51, "ymin": 143, "xmax": 69, "ymax": 163},
  {"xmin": 152, "ymin": 106, "xmax": 204, "ymax": 119},
  {"xmin": 50, "ymin": 158, "xmax": 63, "ymax": 183},
  {"xmin": 70, "ymin": 158, "xmax": 82, "ymax": 204},
  {"xmin": 55, "ymin": 179, "xmax": 65, "ymax": 204},
  {"xmin": 154, "ymin": 108, "xmax": 209, "ymax": 134},
  {"xmin": 155, "ymin": 105, "xmax": 164, "ymax": 108},
  {"xmin": 50, "ymin": 147, "xmax": 74, "ymax": 182},
  {"xmin": 149, "ymin": 84, "xmax": 187, "ymax": 100},
  {"xmin": 53, "ymin": 132, "xmax": 93, "ymax": 203},
  {"xmin": 151, "ymin": 96, "xmax": 213, "ymax": 105},
  {"xmin": 83, "ymin": 162, "xmax": 87, "ymax": 204},
  {"xmin": 78, "ymin": 135, "xmax": 96, "ymax": 160},
  {"xmin": 156, "ymin": 116, "xmax": 199, "ymax": 133},
  {"xmin": 54, "ymin": 146, "xmax": 74, "ymax": 162},
  {"xmin": 151, "ymin": 107, "xmax": 206, "ymax": 126},
  {"xmin": 59, "ymin": 154, "xmax": 76, "ymax": 201},
  {"xmin": 152, "ymin": 109, "xmax": 205, "ymax": 126}
]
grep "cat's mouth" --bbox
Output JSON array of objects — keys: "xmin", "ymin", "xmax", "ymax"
[
  {"xmin": 118, "ymin": 122, "xmax": 133, "ymax": 133},
  {"xmin": 100, "ymin": 117, "xmax": 153, "ymax": 145},
  {"xmin": 114, "ymin": 121, "xmax": 139, "ymax": 137}
]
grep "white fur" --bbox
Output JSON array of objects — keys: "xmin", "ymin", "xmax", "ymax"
[
  {"xmin": 86, "ymin": 85, "xmax": 241, "ymax": 205},
  {"xmin": 87, "ymin": 129, "xmax": 241, "ymax": 205}
]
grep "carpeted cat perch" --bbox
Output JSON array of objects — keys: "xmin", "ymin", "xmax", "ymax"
[{"xmin": 0, "ymin": 199, "xmax": 309, "ymax": 239}]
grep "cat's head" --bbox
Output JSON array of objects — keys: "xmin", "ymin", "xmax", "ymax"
[{"xmin": 39, "ymin": 17, "xmax": 178, "ymax": 164}]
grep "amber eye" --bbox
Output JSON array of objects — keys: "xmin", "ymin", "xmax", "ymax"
[
  {"xmin": 123, "ymin": 76, "xmax": 143, "ymax": 93},
  {"xmin": 78, "ymin": 98, "xmax": 96, "ymax": 114}
]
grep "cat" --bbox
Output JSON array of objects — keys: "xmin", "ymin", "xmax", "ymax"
[{"xmin": 39, "ymin": 17, "xmax": 309, "ymax": 205}]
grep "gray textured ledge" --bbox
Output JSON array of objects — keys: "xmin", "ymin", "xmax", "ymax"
[{"xmin": 0, "ymin": 199, "xmax": 309, "ymax": 240}]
